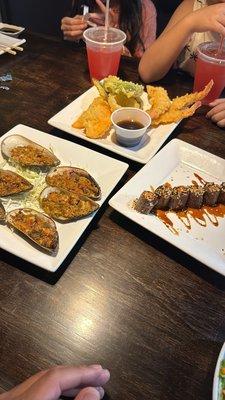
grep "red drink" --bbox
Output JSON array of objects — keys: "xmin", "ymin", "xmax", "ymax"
[
  {"xmin": 86, "ymin": 47, "xmax": 122, "ymax": 80},
  {"xmin": 194, "ymin": 42, "xmax": 225, "ymax": 104},
  {"xmin": 83, "ymin": 27, "xmax": 126, "ymax": 81}
]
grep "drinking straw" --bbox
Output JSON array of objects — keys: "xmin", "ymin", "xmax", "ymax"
[
  {"xmin": 104, "ymin": 0, "xmax": 110, "ymax": 37},
  {"xmin": 217, "ymin": 35, "xmax": 224, "ymax": 57}
]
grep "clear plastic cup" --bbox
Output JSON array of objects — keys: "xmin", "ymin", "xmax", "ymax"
[
  {"xmin": 193, "ymin": 41, "xmax": 225, "ymax": 104},
  {"xmin": 83, "ymin": 27, "xmax": 126, "ymax": 80}
]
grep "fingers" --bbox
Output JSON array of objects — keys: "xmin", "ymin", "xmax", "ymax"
[
  {"xmin": 37, "ymin": 365, "xmax": 109, "ymax": 395},
  {"xmin": 217, "ymin": 119, "xmax": 225, "ymax": 127},
  {"xmin": 95, "ymin": 0, "xmax": 107, "ymax": 14},
  {"xmin": 94, "ymin": 0, "xmax": 116, "ymax": 19},
  {"xmin": 62, "ymin": 23, "xmax": 87, "ymax": 32},
  {"xmin": 62, "ymin": 28, "xmax": 86, "ymax": 40},
  {"xmin": 21, "ymin": 365, "xmax": 109, "ymax": 400},
  {"xmin": 88, "ymin": 13, "xmax": 105, "ymax": 26},
  {"xmin": 209, "ymin": 98, "xmax": 225, "ymax": 107},
  {"xmin": 214, "ymin": 20, "xmax": 225, "ymax": 36},
  {"xmin": 61, "ymin": 15, "xmax": 87, "ymax": 39},
  {"xmin": 207, "ymin": 102, "xmax": 225, "ymax": 115},
  {"xmin": 208, "ymin": 109, "xmax": 225, "ymax": 122},
  {"xmin": 62, "ymin": 386, "xmax": 104, "ymax": 398},
  {"xmin": 206, "ymin": 99, "xmax": 225, "ymax": 127},
  {"xmin": 1, "ymin": 370, "xmax": 47, "ymax": 398},
  {"xmin": 75, "ymin": 387, "xmax": 103, "ymax": 400}
]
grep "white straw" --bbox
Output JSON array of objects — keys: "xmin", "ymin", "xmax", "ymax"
[{"xmin": 105, "ymin": 0, "xmax": 110, "ymax": 34}]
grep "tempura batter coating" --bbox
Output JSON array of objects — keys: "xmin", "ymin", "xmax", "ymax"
[
  {"xmin": 146, "ymin": 86, "xmax": 171, "ymax": 119},
  {"xmin": 152, "ymin": 101, "xmax": 201, "ymax": 126},
  {"xmin": 72, "ymin": 97, "xmax": 111, "ymax": 138}
]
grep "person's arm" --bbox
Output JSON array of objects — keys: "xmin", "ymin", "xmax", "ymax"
[
  {"xmin": 139, "ymin": 0, "xmax": 157, "ymax": 53},
  {"xmin": 138, "ymin": 0, "xmax": 225, "ymax": 83}
]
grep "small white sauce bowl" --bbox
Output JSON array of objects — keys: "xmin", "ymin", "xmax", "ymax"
[{"xmin": 111, "ymin": 108, "xmax": 151, "ymax": 147}]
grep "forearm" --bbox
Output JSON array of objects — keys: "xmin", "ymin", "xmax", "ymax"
[{"xmin": 138, "ymin": 16, "xmax": 193, "ymax": 83}]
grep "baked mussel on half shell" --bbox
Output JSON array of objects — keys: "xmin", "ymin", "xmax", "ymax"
[
  {"xmin": 39, "ymin": 186, "xmax": 99, "ymax": 221},
  {"xmin": 45, "ymin": 166, "xmax": 101, "ymax": 200},
  {"xmin": 0, "ymin": 169, "xmax": 33, "ymax": 197},
  {"xmin": 0, "ymin": 202, "xmax": 5, "ymax": 222},
  {"xmin": 6, "ymin": 208, "xmax": 58, "ymax": 252},
  {"xmin": 1, "ymin": 135, "xmax": 60, "ymax": 168}
]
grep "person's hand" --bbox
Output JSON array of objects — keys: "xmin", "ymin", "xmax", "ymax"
[
  {"xmin": 61, "ymin": 16, "xmax": 88, "ymax": 41},
  {"xmin": 185, "ymin": 3, "xmax": 225, "ymax": 36},
  {"xmin": 89, "ymin": 0, "xmax": 119, "ymax": 28},
  {"xmin": 206, "ymin": 98, "xmax": 225, "ymax": 127},
  {"xmin": 0, "ymin": 364, "xmax": 110, "ymax": 400}
]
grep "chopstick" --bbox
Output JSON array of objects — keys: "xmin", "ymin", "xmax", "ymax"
[
  {"xmin": 83, "ymin": 5, "xmax": 89, "ymax": 19},
  {"xmin": 13, "ymin": 45, "xmax": 23, "ymax": 52},
  {"xmin": 0, "ymin": 46, "xmax": 16, "ymax": 55},
  {"xmin": 0, "ymin": 44, "xmax": 24, "ymax": 55}
]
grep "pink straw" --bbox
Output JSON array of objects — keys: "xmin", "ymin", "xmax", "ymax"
[{"xmin": 217, "ymin": 35, "xmax": 224, "ymax": 57}]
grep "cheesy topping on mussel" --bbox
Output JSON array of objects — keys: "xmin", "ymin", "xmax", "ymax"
[
  {"xmin": 46, "ymin": 170, "xmax": 100, "ymax": 198},
  {"xmin": 11, "ymin": 145, "xmax": 57, "ymax": 167},
  {"xmin": 0, "ymin": 170, "xmax": 32, "ymax": 196},
  {"xmin": 8, "ymin": 210, "xmax": 58, "ymax": 250},
  {"xmin": 40, "ymin": 190, "xmax": 98, "ymax": 220}
]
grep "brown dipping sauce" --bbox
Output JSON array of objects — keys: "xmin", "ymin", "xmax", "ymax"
[
  {"xmin": 117, "ymin": 120, "xmax": 144, "ymax": 130},
  {"xmin": 0, "ymin": 27, "xmax": 18, "ymax": 33}
]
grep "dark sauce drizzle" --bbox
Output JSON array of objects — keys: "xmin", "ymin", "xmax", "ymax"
[{"xmin": 156, "ymin": 174, "xmax": 225, "ymax": 234}]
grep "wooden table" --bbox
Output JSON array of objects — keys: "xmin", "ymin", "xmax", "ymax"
[{"xmin": 1, "ymin": 33, "xmax": 225, "ymax": 400}]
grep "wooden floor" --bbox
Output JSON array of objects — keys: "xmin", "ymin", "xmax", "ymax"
[{"xmin": 0, "ymin": 33, "xmax": 225, "ymax": 400}]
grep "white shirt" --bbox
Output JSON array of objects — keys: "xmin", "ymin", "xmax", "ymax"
[{"xmin": 177, "ymin": 0, "xmax": 219, "ymax": 75}]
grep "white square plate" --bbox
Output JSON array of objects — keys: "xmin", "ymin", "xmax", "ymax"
[
  {"xmin": 48, "ymin": 85, "xmax": 179, "ymax": 164},
  {"xmin": 0, "ymin": 124, "xmax": 128, "ymax": 272},
  {"xmin": 213, "ymin": 342, "xmax": 225, "ymax": 400},
  {"xmin": 0, "ymin": 32, "xmax": 25, "ymax": 55},
  {"xmin": 0, "ymin": 23, "xmax": 25, "ymax": 37},
  {"xmin": 109, "ymin": 139, "xmax": 225, "ymax": 276}
]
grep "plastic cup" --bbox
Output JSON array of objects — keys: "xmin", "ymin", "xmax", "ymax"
[
  {"xmin": 83, "ymin": 27, "xmax": 126, "ymax": 80},
  {"xmin": 193, "ymin": 41, "xmax": 225, "ymax": 104}
]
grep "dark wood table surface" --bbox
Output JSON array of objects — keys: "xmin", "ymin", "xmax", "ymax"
[{"xmin": 1, "ymin": 32, "xmax": 225, "ymax": 400}]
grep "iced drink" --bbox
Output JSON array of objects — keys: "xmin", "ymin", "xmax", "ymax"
[
  {"xmin": 194, "ymin": 41, "xmax": 225, "ymax": 104},
  {"xmin": 83, "ymin": 27, "xmax": 126, "ymax": 80}
]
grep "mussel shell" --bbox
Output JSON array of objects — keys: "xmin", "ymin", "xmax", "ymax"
[
  {"xmin": 6, "ymin": 208, "xmax": 59, "ymax": 252},
  {"xmin": 0, "ymin": 202, "xmax": 5, "ymax": 222},
  {"xmin": 0, "ymin": 169, "xmax": 33, "ymax": 197},
  {"xmin": 39, "ymin": 186, "xmax": 99, "ymax": 221},
  {"xmin": 45, "ymin": 166, "xmax": 101, "ymax": 200},
  {"xmin": 1, "ymin": 135, "xmax": 60, "ymax": 168}
]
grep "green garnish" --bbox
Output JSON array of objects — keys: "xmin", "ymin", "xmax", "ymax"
[{"xmin": 219, "ymin": 360, "xmax": 225, "ymax": 400}]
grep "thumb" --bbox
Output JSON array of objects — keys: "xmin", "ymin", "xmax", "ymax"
[{"xmin": 75, "ymin": 387, "xmax": 102, "ymax": 400}]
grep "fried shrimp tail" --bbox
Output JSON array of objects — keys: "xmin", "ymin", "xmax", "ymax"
[
  {"xmin": 146, "ymin": 85, "xmax": 171, "ymax": 119},
  {"xmin": 152, "ymin": 101, "xmax": 201, "ymax": 126},
  {"xmin": 171, "ymin": 80, "xmax": 214, "ymax": 110}
]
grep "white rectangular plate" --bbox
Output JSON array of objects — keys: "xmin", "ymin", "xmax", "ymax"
[
  {"xmin": 48, "ymin": 85, "xmax": 179, "ymax": 164},
  {"xmin": 0, "ymin": 32, "xmax": 25, "ymax": 55},
  {"xmin": 0, "ymin": 124, "xmax": 128, "ymax": 272},
  {"xmin": 213, "ymin": 342, "xmax": 225, "ymax": 400},
  {"xmin": 109, "ymin": 139, "xmax": 225, "ymax": 276}
]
